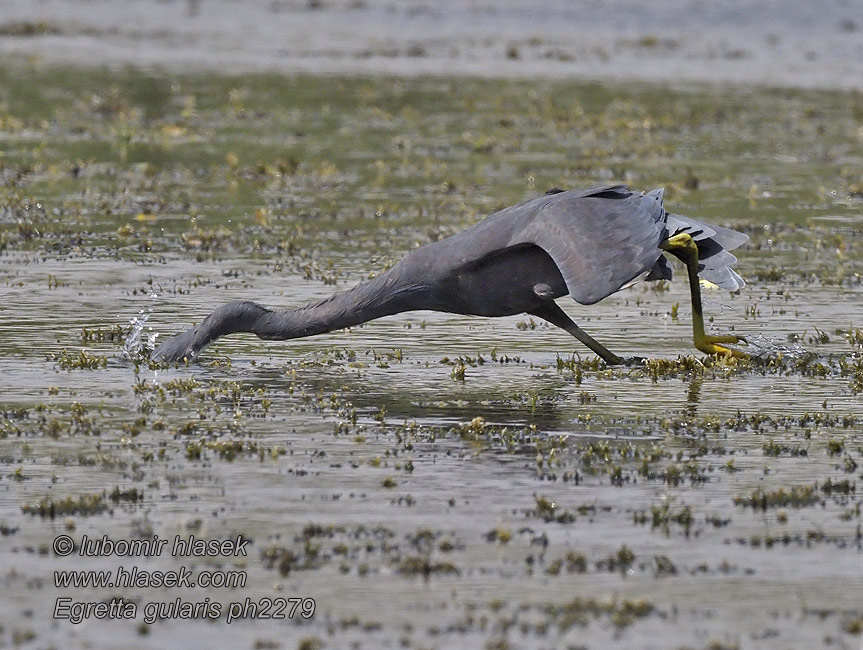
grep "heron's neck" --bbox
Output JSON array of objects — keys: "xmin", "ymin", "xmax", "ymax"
[{"xmin": 256, "ymin": 270, "xmax": 419, "ymax": 340}]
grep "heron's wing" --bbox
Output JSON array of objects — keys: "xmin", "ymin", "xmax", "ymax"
[{"xmin": 508, "ymin": 187, "xmax": 665, "ymax": 305}]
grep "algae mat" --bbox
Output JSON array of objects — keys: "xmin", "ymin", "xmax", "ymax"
[{"xmin": 1, "ymin": 63, "xmax": 862, "ymax": 649}]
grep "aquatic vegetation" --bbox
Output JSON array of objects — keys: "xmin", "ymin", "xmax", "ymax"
[
  {"xmin": 396, "ymin": 556, "xmax": 460, "ymax": 577},
  {"xmin": 595, "ymin": 545, "xmax": 636, "ymax": 573},
  {"xmin": 49, "ymin": 349, "xmax": 108, "ymax": 370},
  {"xmin": 733, "ymin": 484, "xmax": 822, "ymax": 509},
  {"xmin": 542, "ymin": 595, "xmax": 655, "ymax": 630},
  {"xmin": 545, "ymin": 550, "xmax": 589, "ymax": 575},
  {"xmin": 633, "ymin": 501, "xmax": 694, "ymax": 536},
  {"xmin": 21, "ymin": 491, "xmax": 110, "ymax": 518}
]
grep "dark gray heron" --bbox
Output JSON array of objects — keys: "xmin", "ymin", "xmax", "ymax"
[{"xmin": 151, "ymin": 185, "xmax": 748, "ymax": 365}]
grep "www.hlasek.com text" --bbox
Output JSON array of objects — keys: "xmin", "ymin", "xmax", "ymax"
[{"xmin": 55, "ymin": 564, "xmax": 247, "ymax": 589}]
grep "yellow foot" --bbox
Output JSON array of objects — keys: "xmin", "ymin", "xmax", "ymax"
[{"xmin": 696, "ymin": 335, "xmax": 749, "ymax": 359}]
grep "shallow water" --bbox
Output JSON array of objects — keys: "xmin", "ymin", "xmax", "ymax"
[
  {"xmin": 2, "ymin": 0, "xmax": 863, "ymax": 89},
  {"xmin": 1, "ymin": 64, "xmax": 863, "ymax": 650}
]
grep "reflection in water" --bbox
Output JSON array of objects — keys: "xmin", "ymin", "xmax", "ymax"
[{"xmin": 685, "ymin": 375, "xmax": 703, "ymax": 417}]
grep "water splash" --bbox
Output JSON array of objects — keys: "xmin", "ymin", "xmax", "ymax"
[
  {"xmin": 123, "ymin": 302, "xmax": 159, "ymax": 360},
  {"xmin": 743, "ymin": 333, "xmax": 809, "ymax": 360}
]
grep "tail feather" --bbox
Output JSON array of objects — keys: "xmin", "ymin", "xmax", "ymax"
[
  {"xmin": 666, "ymin": 213, "xmax": 747, "ymax": 251},
  {"xmin": 701, "ymin": 221, "xmax": 748, "ymax": 252},
  {"xmin": 662, "ymin": 210, "xmax": 748, "ymax": 291},
  {"xmin": 700, "ymin": 266, "xmax": 744, "ymax": 290},
  {"xmin": 700, "ymin": 249, "xmax": 738, "ymax": 272}
]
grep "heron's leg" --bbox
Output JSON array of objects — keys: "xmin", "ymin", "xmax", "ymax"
[
  {"xmin": 661, "ymin": 233, "xmax": 748, "ymax": 358},
  {"xmin": 530, "ymin": 302, "xmax": 624, "ymax": 365}
]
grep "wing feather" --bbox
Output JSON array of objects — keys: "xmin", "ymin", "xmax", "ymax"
[{"xmin": 508, "ymin": 187, "xmax": 664, "ymax": 304}]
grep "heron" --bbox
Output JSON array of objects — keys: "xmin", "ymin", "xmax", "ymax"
[{"xmin": 151, "ymin": 184, "xmax": 748, "ymax": 365}]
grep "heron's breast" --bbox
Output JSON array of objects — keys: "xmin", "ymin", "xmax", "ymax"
[{"xmin": 443, "ymin": 245, "xmax": 568, "ymax": 316}]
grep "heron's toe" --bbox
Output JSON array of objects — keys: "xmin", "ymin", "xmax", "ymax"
[
  {"xmin": 696, "ymin": 339, "xmax": 749, "ymax": 359},
  {"xmin": 703, "ymin": 334, "xmax": 745, "ymax": 345}
]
